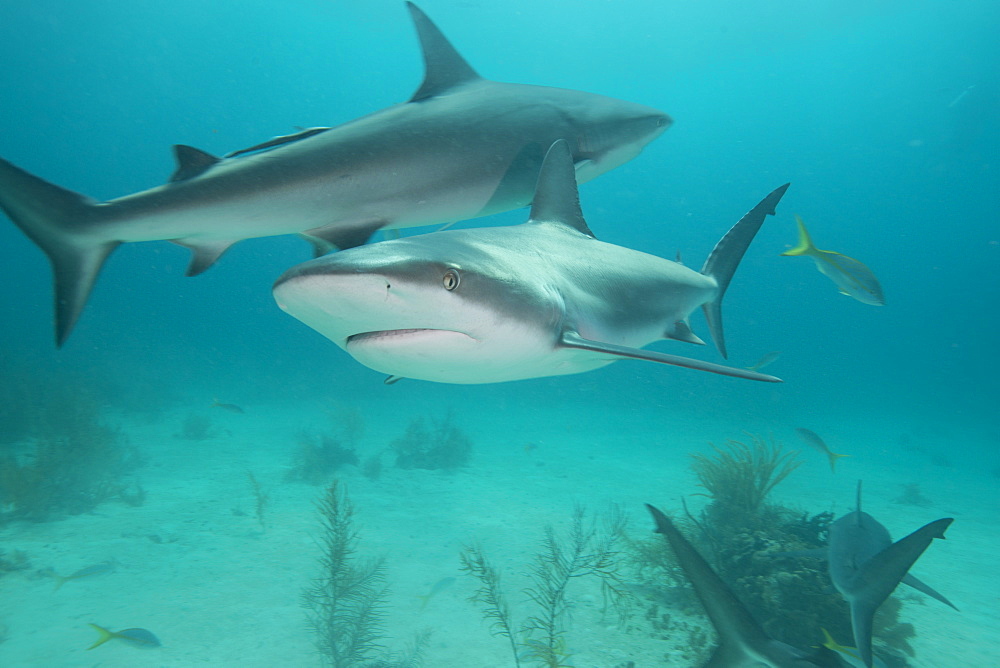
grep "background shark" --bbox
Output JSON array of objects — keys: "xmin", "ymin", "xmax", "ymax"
[
  {"xmin": 274, "ymin": 140, "xmax": 787, "ymax": 385},
  {"xmin": 645, "ymin": 504, "xmax": 840, "ymax": 667},
  {"xmin": 827, "ymin": 483, "xmax": 954, "ymax": 668},
  {"xmin": 0, "ymin": 2, "xmax": 668, "ymax": 346}
]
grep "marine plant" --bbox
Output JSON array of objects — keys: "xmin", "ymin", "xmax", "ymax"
[
  {"xmin": 177, "ymin": 413, "xmax": 216, "ymax": 441},
  {"xmin": 0, "ymin": 388, "xmax": 140, "ymax": 523},
  {"xmin": 246, "ymin": 471, "xmax": 269, "ymax": 530},
  {"xmin": 390, "ymin": 413, "xmax": 471, "ymax": 471},
  {"xmin": 690, "ymin": 433, "xmax": 801, "ymax": 523},
  {"xmin": 286, "ymin": 432, "xmax": 359, "ymax": 484},
  {"xmin": 461, "ymin": 505, "xmax": 631, "ymax": 667},
  {"xmin": 303, "ymin": 481, "xmax": 389, "ymax": 668}
]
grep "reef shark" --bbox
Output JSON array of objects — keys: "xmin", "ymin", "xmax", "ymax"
[
  {"xmin": 826, "ymin": 483, "xmax": 955, "ymax": 668},
  {"xmin": 274, "ymin": 139, "xmax": 788, "ymax": 385},
  {"xmin": 645, "ymin": 504, "xmax": 840, "ymax": 667},
  {"xmin": 0, "ymin": 2, "xmax": 669, "ymax": 346}
]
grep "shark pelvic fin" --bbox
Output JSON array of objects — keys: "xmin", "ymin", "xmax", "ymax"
[
  {"xmin": 170, "ymin": 238, "xmax": 240, "ymax": 276},
  {"xmin": 0, "ymin": 157, "xmax": 117, "ymax": 347},
  {"xmin": 700, "ymin": 182, "xmax": 790, "ymax": 358},
  {"xmin": 407, "ymin": 2, "xmax": 480, "ymax": 102},
  {"xmin": 304, "ymin": 218, "xmax": 388, "ymax": 254},
  {"xmin": 170, "ymin": 145, "xmax": 221, "ymax": 182},
  {"xmin": 559, "ymin": 331, "xmax": 781, "ymax": 382},
  {"xmin": 527, "ymin": 140, "xmax": 595, "ymax": 237},
  {"xmin": 666, "ymin": 320, "xmax": 705, "ymax": 345}
]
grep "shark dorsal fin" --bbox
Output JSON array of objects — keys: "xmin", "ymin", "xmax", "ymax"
[
  {"xmin": 855, "ymin": 480, "xmax": 864, "ymax": 527},
  {"xmin": 407, "ymin": 2, "xmax": 480, "ymax": 102},
  {"xmin": 170, "ymin": 145, "xmax": 221, "ymax": 182},
  {"xmin": 528, "ymin": 140, "xmax": 595, "ymax": 237}
]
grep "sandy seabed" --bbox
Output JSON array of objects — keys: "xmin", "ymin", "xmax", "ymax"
[{"xmin": 0, "ymin": 395, "xmax": 996, "ymax": 668}]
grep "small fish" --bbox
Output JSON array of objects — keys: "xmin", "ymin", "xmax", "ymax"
[
  {"xmin": 87, "ymin": 624, "xmax": 161, "ymax": 650},
  {"xmin": 211, "ymin": 398, "xmax": 245, "ymax": 414},
  {"xmin": 795, "ymin": 427, "xmax": 850, "ymax": 472},
  {"xmin": 819, "ymin": 628, "xmax": 887, "ymax": 668},
  {"xmin": 782, "ymin": 216, "xmax": 885, "ymax": 305},
  {"xmin": 745, "ymin": 351, "xmax": 781, "ymax": 372},
  {"xmin": 48, "ymin": 561, "xmax": 116, "ymax": 591},
  {"xmin": 416, "ymin": 576, "xmax": 456, "ymax": 609}
]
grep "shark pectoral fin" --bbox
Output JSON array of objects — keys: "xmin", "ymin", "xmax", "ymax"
[
  {"xmin": 901, "ymin": 572, "xmax": 959, "ymax": 610},
  {"xmin": 480, "ymin": 141, "xmax": 546, "ymax": 218},
  {"xmin": 170, "ymin": 145, "xmax": 221, "ymax": 182},
  {"xmin": 559, "ymin": 332, "xmax": 782, "ymax": 382},
  {"xmin": 700, "ymin": 183, "xmax": 790, "ymax": 358},
  {"xmin": 223, "ymin": 127, "xmax": 330, "ymax": 159},
  {"xmin": 406, "ymin": 2, "xmax": 480, "ymax": 102},
  {"xmin": 666, "ymin": 320, "xmax": 705, "ymax": 345},
  {"xmin": 304, "ymin": 219, "xmax": 388, "ymax": 253},
  {"xmin": 171, "ymin": 238, "xmax": 240, "ymax": 277}
]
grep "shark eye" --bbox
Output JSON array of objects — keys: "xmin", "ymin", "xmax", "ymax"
[{"xmin": 442, "ymin": 269, "xmax": 460, "ymax": 291}]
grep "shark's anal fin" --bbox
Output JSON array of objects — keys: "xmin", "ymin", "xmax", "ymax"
[
  {"xmin": 170, "ymin": 145, "xmax": 221, "ymax": 182},
  {"xmin": 0, "ymin": 157, "xmax": 115, "ymax": 347},
  {"xmin": 560, "ymin": 332, "xmax": 781, "ymax": 382},
  {"xmin": 849, "ymin": 517, "xmax": 954, "ymax": 668},
  {"xmin": 700, "ymin": 182, "xmax": 790, "ymax": 358},
  {"xmin": 406, "ymin": 2, "xmax": 480, "ymax": 102}
]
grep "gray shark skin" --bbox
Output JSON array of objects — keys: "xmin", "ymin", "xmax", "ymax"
[
  {"xmin": 0, "ymin": 2, "xmax": 669, "ymax": 346},
  {"xmin": 645, "ymin": 504, "xmax": 839, "ymax": 667},
  {"xmin": 274, "ymin": 140, "xmax": 787, "ymax": 385},
  {"xmin": 829, "ymin": 482, "xmax": 954, "ymax": 668}
]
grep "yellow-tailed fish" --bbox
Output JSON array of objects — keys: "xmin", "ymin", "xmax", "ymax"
[
  {"xmin": 49, "ymin": 561, "xmax": 116, "ymax": 591},
  {"xmin": 782, "ymin": 216, "xmax": 885, "ymax": 305},
  {"xmin": 745, "ymin": 351, "xmax": 781, "ymax": 372},
  {"xmin": 416, "ymin": 576, "xmax": 455, "ymax": 609},
  {"xmin": 819, "ymin": 628, "xmax": 887, "ymax": 668},
  {"xmin": 87, "ymin": 624, "xmax": 161, "ymax": 650},
  {"xmin": 795, "ymin": 428, "xmax": 850, "ymax": 472},
  {"xmin": 211, "ymin": 398, "xmax": 245, "ymax": 414}
]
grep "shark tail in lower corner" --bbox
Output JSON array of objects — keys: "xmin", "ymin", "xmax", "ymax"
[
  {"xmin": 0, "ymin": 157, "xmax": 119, "ymax": 347},
  {"xmin": 700, "ymin": 183, "xmax": 790, "ymax": 358}
]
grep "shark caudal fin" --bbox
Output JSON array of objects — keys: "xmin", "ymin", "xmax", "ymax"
[
  {"xmin": 700, "ymin": 183, "xmax": 789, "ymax": 358},
  {"xmin": 0, "ymin": 157, "xmax": 118, "ymax": 346}
]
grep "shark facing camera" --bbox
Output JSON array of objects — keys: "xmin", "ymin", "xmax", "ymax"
[{"xmin": 274, "ymin": 140, "xmax": 788, "ymax": 385}]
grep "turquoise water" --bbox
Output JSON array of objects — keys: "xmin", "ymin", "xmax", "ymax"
[{"xmin": 0, "ymin": 1, "xmax": 996, "ymax": 666}]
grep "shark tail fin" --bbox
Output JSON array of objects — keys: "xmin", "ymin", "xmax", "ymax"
[
  {"xmin": 0, "ymin": 157, "xmax": 119, "ymax": 347},
  {"xmin": 700, "ymin": 183, "xmax": 789, "ymax": 358}
]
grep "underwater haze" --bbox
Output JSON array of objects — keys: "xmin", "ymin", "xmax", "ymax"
[{"xmin": 0, "ymin": 1, "xmax": 997, "ymax": 666}]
